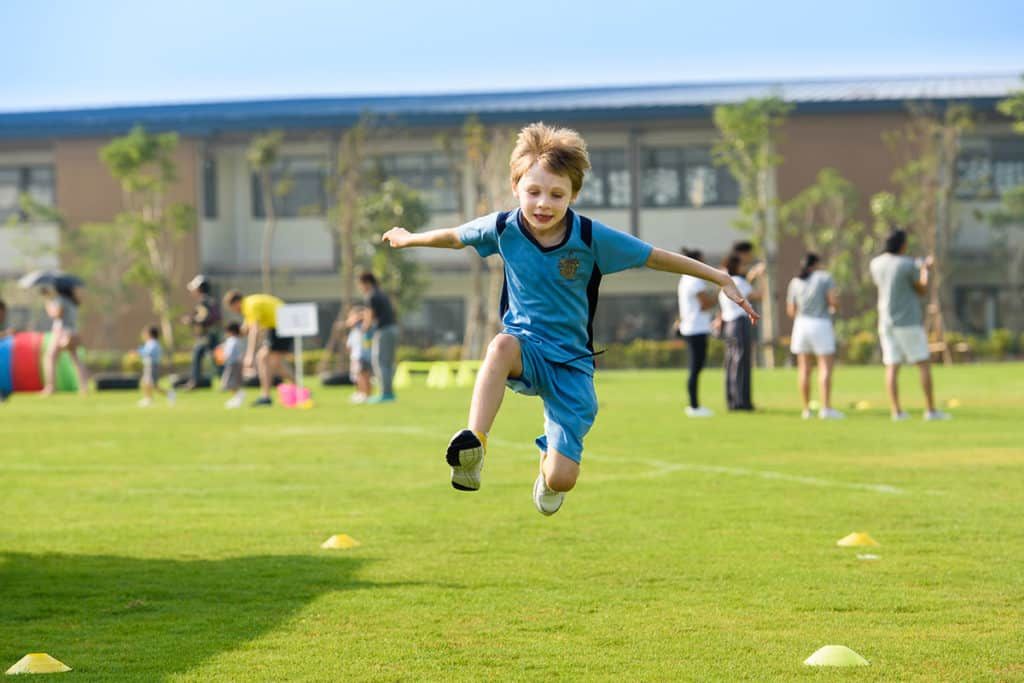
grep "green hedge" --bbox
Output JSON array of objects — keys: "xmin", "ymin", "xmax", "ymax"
[{"xmin": 83, "ymin": 329, "xmax": 1024, "ymax": 374}]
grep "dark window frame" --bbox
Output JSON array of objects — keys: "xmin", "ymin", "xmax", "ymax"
[
  {"xmin": 367, "ymin": 152, "xmax": 458, "ymax": 213},
  {"xmin": 640, "ymin": 146, "xmax": 738, "ymax": 208},
  {"xmin": 251, "ymin": 156, "xmax": 328, "ymax": 219},
  {"xmin": 576, "ymin": 148, "xmax": 631, "ymax": 210},
  {"xmin": 0, "ymin": 164, "xmax": 55, "ymax": 221}
]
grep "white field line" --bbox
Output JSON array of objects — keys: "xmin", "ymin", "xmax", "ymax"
[{"xmin": 0, "ymin": 424, "xmax": 927, "ymax": 496}]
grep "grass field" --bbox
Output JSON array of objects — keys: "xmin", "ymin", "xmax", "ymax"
[{"xmin": 2, "ymin": 363, "xmax": 1023, "ymax": 681}]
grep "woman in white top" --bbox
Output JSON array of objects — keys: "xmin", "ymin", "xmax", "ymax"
[
  {"xmin": 718, "ymin": 254, "xmax": 763, "ymax": 411},
  {"xmin": 677, "ymin": 248, "xmax": 717, "ymax": 417},
  {"xmin": 786, "ymin": 253, "xmax": 843, "ymax": 419}
]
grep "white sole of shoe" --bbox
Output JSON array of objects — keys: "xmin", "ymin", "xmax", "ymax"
[
  {"xmin": 533, "ymin": 472, "xmax": 564, "ymax": 516},
  {"xmin": 446, "ymin": 430, "xmax": 484, "ymax": 491}
]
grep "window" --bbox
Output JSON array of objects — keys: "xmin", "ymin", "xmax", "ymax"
[
  {"xmin": 576, "ymin": 149, "xmax": 631, "ymax": 209},
  {"xmin": 202, "ymin": 158, "xmax": 217, "ymax": 219},
  {"xmin": 0, "ymin": 165, "xmax": 55, "ymax": 221},
  {"xmin": 640, "ymin": 147, "xmax": 738, "ymax": 208},
  {"xmin": 252, "ymin": 156, "xmax": 327, "ymax": 218},
  {"xmin": 956, "ymin": 138, "xmax": 1024, "ymax": 199},
  {"xmin": 368, "ymin": 152, "xmax": 457, "ymax": 213}
]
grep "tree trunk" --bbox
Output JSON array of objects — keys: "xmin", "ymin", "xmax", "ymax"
[
  {"xmin": 484, "ymin": 255, "xmax": 505, "ymax": 341},
  {"xmin": 259, "ymin": 170, "xmax": 275, "ymax": 294}
]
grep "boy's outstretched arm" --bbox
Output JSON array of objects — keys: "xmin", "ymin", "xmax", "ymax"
[
  {"xmin": 382, "ymin": 227, "xmax": 464, "ymax": 249},
  {"xmin": 646, "ymin": 247, "xmax": 761, "ymax": 324}
]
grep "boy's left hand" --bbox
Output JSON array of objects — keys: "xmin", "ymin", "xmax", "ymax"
[
  {"xmin": 721, "ymin": 282, "xmax": 760, "ymax": 324},
  {"xmin": 381, "ymin": 227, "xmax": 412, "ymax": 248}
]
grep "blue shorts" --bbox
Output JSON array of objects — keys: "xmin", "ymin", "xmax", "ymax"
[{"xmin": 505, "ymin": 334, "xmax": 598, "ymax": 463}]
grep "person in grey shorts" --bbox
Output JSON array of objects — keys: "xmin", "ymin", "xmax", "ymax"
[
  {"xmin": 220, "ymin": 322, "xmax": 246, "ymax": 408},
  {"xmin": 869, "ymin": 229, "xmax": 949, "ymax": 421},
  {"xmin": 786, "ymin": 253, "xmax": 843, "ymax": 420}
]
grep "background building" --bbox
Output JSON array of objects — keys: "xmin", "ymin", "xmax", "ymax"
[{"xmin": 1, "ymin": 74, "xmax": 1021, "ymax": 349}]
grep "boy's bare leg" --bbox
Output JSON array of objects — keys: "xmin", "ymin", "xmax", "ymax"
[
  {"xmin": 542, "ymin": 448, "xmax": 580, "ymax": 493},
  {"xmin": 467, "ymin": 334, "xmax": 523, "ymax": 436},
  {"xmin": 534, "ymin": 447, "xmax": 578, "ymax": 516},
  {"xmin": 447, "ymin": 334, "xmax": 524, "ymax": 492}
]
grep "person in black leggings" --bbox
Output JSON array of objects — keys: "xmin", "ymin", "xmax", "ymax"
[{"xmin": 676, "ymin": 248, "xmax": 717, "ymax": 417}]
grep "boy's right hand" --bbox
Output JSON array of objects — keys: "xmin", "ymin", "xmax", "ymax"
[{"xmin": 381, "ymin": 227, "xmax": 411, "ymax": 248}]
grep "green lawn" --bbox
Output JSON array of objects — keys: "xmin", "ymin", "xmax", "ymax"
[{"xmin": 2, "ymin": 364, "xmax": 1023, "ymax": 681}]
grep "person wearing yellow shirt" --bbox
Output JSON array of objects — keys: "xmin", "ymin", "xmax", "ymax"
[{"xmin": 223, "ymin": 290, "xmax": 294, "ymax": 406}]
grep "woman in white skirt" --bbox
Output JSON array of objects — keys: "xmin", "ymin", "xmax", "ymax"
[{"xmin": 786, "ymin": 253, "xmax": 843, "ymax": 419}]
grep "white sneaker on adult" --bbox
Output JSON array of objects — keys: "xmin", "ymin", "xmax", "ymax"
[
  {"xmin": 225, "ymin": 391, "xmax": 245, "ymax": 409},
  {"xmin": 801, "ymin": 409, "xmax": 813, "ymax": 420},
  {"xmin": 892, "ymin": 411, "xmax": 910, "ymax": 422},
  {"xmin": 137, "ymin": 398, "xmax": 152, "ymax": 408},
  {"xmin": 350, "ymin": 392, "xmax": 366, "ymax": 404},
  {"xmin": 685, "ymin": 406, "xmax": 714, "ymax": 418},
  {"xmin": 924, "ymin": 410, "xmax": 952, "ymax": 421},
  {"xmin": 445, "ymin": 429, "xmax": 485, "ymax": 491},
  {"xmin": 819, "ymin": 407, "xmax": 845, "ymax": 420},
  {"xmin": 167, "ymin": 390, "xmax": 176, "ymax": 406},
  {"xmin": 533, "ymin": 471, "xmax": 565, "ymax": 516}
]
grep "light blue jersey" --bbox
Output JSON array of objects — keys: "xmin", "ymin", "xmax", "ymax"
[
  {"xmin": 458, "ymin": 209, "xmax": 652, "ymax": 375},
  {"xmin": 138, "ymin": 339, "xmax": 161, "ymax": 365}
]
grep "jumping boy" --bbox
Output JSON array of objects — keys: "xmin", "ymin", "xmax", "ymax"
[{"xmin": 382, "ymin": 123, "xmax": 758, "ymax": 516}]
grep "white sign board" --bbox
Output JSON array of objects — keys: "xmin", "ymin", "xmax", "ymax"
[{"xmin": 276, "ymin": 303, "xmax": 319, "ymax": 338}]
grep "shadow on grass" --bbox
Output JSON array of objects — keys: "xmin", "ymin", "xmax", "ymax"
[{"xmin": 0, "ymin": 551, "xmax": 393, "ymax": 678}]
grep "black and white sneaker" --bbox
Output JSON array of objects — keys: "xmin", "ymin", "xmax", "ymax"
[{"xmin": 445, "ymin": 429, "xmax": 486, "ymax": 491}]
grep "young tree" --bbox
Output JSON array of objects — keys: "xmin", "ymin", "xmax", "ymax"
[
  {"xmin": 779, "ymin": 168, "xmax": 887, "ymax": 336},
  {"xmin": 712, "ymin": 96, "xmax": 793, "ymax": 367},
  {"xmin": 99, "ymin": 126, "xmax": 196, "ymax": 349},
  {"xmin": 360, "ymin": 179, "xmax": 429, "ymax": 314},
  {"xmin": 317, "ymin": 117, "xmax": 372, "ymax": 375},
  {"xmin": 247, "ymin": 130, "xmax": 285, "ymax": 294},
  {"xmin": 978, "ymin": 79, "xmax": 1024, "ymax": 331},
  {"xmin": 875, "ymin": 104, "xmax": 974, "ymax": 362},
  {"xmin": 454, "ymin": 117, "xmax": 516, "ymax": 359}
]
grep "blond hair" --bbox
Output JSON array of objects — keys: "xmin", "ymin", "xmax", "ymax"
[{"xmin": 509, "ymin": 122, "xmax": 590, "ymax": 195}]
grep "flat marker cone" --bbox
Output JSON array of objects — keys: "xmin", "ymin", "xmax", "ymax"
[
  {"xmin": 836, "ymin": 532, "xmax": 879, "ymax": 547},
  {"xmin": 804, "ymin": 645, "xmax": 869, "ymax": 666},
  {"xmin": 321, "ymin": 534, "xmax": 360, "ymax": 549},
  {"xmin": 6, "ymin": 653, "xmax": 72, "ymax": 674}
]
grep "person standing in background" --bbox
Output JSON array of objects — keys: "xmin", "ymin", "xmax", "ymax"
[
  {"xmin": 41, "ymin": 284, "xmax": 88, "ymax": 396},
  {"xmin": 718, "ymin": 253, "xmax": 763, "ymax": 411},
  {"xmin": 182, "ymin": 275, "xmax": 221, "ymax": 390},
  {"xmin": 869, "ymin": 229, "xmax": 950, "ymax": 421},
  {"xmin": 677, "ymin": 248, "xmax": 716, "ymax": 417},
  {"xmin": 786, "ymin": 253, "xmax": 843, "ymax": 420},
  {"xmin": 358, "ymin": 272, "xmax": 398, "ymax": 404}
]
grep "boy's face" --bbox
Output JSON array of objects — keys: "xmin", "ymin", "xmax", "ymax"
[{"xmin": 513, "ymin": 161, "xmax": 576, "ymax": 233}]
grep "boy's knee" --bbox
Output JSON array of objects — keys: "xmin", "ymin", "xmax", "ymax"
[
  {"xmin": 543, "ymin": 452, "xmax": 580, "ymax": 492},
  {"xmin": 487, "ymin": 334, "xmax": 519, "ymax": 360}
]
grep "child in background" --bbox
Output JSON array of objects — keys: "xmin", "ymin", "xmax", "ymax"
[
  {"xmin": 345, "ymin": 306, "xmax": 374, "ymax": 403},
  {"xmin": 138, "ymin": 326, "xmax": 175, "ymax": 407},
  {"xmin": 220, "ymin": 321, "xmax": 246, "ymax": 408}
]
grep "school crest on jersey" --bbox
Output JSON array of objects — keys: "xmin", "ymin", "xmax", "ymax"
[{"xmin": 558, "ymin": 252, "xmax": 581, "ymax": 280}]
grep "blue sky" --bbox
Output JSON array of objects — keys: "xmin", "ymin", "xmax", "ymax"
[{"xmin": 3, "ymin": 0, "xmax": 1022, "ymax": 112}]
